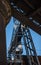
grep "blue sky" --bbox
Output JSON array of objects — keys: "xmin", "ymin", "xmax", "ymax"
[{"xmin": 6, "ymin": 17, "xmax": 41, "ymax": 56}]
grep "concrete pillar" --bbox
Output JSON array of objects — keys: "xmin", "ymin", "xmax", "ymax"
[{"xmin": 0, "ymin": 13, "xmax": 7, "ymax": 65}]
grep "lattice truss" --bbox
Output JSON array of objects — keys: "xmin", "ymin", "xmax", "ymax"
[{"xmin": 8, "ymin": 20, "xmax": 40, "ymax": 65}]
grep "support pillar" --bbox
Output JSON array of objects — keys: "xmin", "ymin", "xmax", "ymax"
[{"xmin": 0, "ymin": 13, "xmax": 7, "ymax": 65}]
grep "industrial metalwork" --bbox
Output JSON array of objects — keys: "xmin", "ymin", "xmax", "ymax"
[
  {"xmin": 0, "ymin": 0, "xmax": 41, "ymax": 65},
  {"xmin": 9, "ymin": 0, "xmax": 41, "ymax": 35},
  {"xmin": 0, "ymin": 0, "xmax": 11, "ymax": 65},
  {"xmin": 8, "ymin": 21, "xmax": 40, "ymax": 65},
  {"xmin": 0, "ymin": 0, "xmax": 41, "ymax": 34}
]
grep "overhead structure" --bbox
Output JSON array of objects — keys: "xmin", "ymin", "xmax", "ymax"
[
  {"xmin": 8, "ymin": 0, "xmax": 41, "ymax": 35},
  {"xmin": 0, "ymin": 0, "xmax": 41, "ymax": 65},
  {"xmin": 0, "ymin": 0, "xmax": 41, "ymax": 34}
]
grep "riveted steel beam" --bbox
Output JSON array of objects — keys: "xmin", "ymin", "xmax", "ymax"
[{"xmin": 11, "ymin": 7, "xmax": 41, "ymax": 35}]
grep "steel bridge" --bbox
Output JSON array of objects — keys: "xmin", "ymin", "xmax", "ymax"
[{"xmin": 0, "ymin": 0, "xmax": 41, "ymax": 65}]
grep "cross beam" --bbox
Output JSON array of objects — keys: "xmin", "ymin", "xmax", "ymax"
[
  {"xmin": 29, "ymin": 7, "xmax": 41, "ymax": 24},
  {"xmin": 11, "ymin": 7, "xmax": 41, "ymax": 35}
]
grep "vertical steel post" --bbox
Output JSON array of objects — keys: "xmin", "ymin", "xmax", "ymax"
[{"xmin": 0, "ymin": 13, "xmax": 7, "ymax": 65}]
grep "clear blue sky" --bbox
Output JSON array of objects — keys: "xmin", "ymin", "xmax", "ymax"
[{"xmin": 6, "ymin": 17, "xmax": 41, "ymax": 56}]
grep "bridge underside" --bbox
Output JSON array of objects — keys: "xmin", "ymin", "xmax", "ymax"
[
  {"xmin": 9, "ymin": 0, "xmax": 41, "ymax": 35},
  {"xmin": 0, "ymin": 0, "xmax": 41, "ymax": 35},
  {"xmin": 0, "ymin": 0, "xmax": 41, "ymax": 65}
]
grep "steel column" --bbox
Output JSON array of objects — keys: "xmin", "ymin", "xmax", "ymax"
[{"xmin": 0, "ymin": 13, "xmax": 7, "ymax": 65}]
